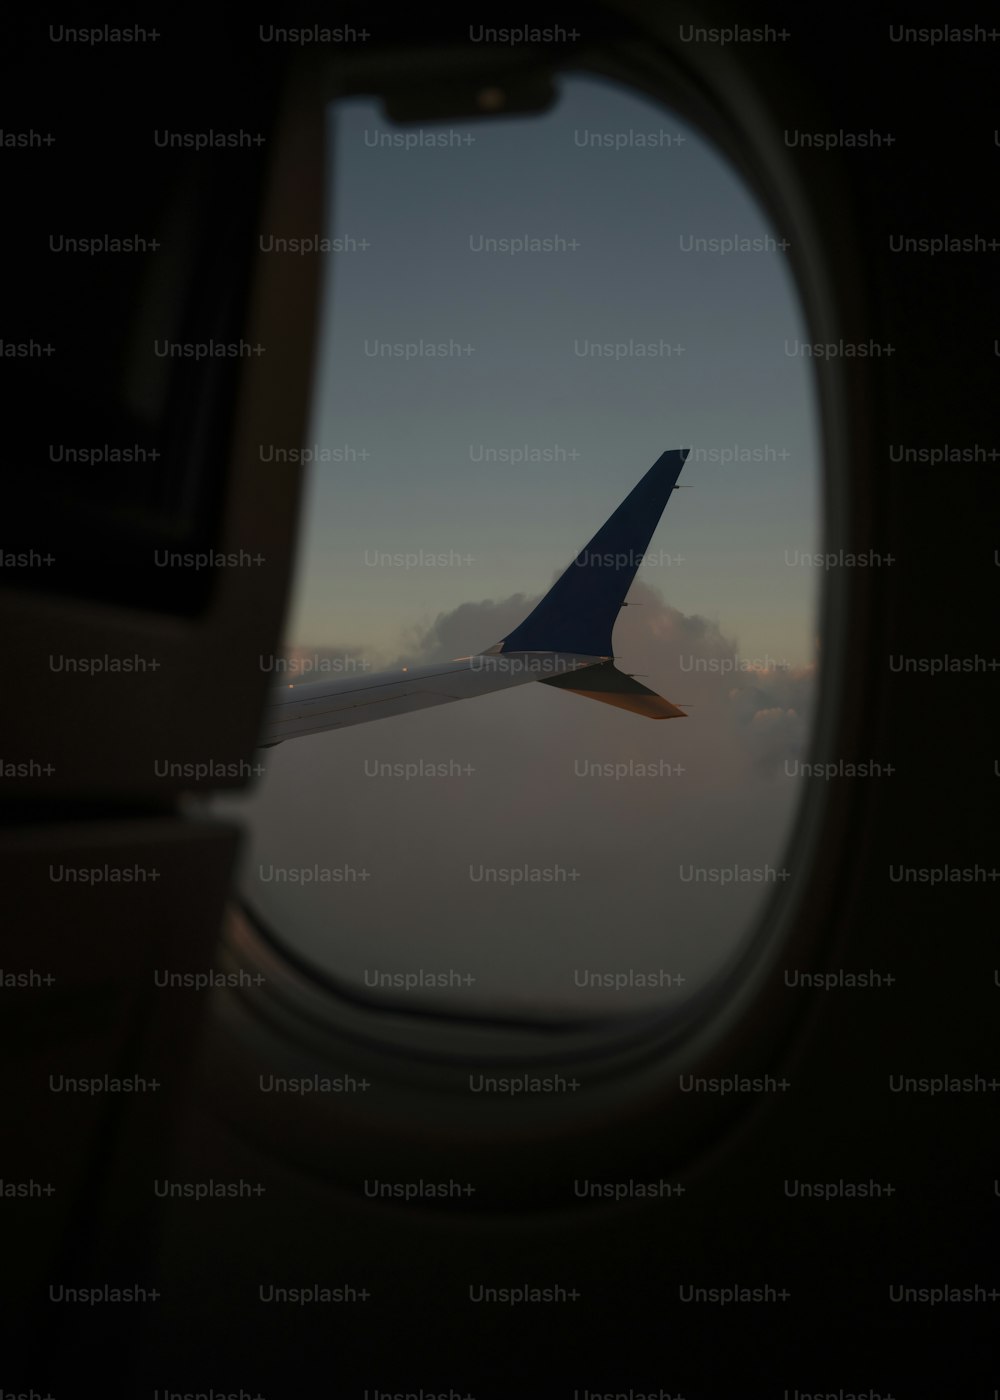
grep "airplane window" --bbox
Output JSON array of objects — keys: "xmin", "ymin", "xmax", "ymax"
[{"xmin": 212, "ymin": 72, "xmax": 819, "ymax": 1019}]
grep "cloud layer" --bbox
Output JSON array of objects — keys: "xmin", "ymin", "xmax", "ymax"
[{"xmin": 222, "ymin": 581, "xmax": 816, "ymax": 1015}]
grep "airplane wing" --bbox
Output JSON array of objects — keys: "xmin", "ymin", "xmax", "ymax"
[
  {"xmin": 260, "ymin": 652, "xmax": 604, "ymax": 746},
  {"xmin": 260, "ymin": 448, "xmax": 689, "ymax": 747},
  {"xmin": 539, "ymin": 658, "xmax": 688, "ymax": 719}
]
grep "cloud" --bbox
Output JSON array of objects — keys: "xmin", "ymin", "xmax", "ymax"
[
  {"xmin": 395, "ymin": 595, "xmax": 534, "ymax": 664},
  {"xmin": 389, "ymin": 576, "xmax": 816, "ymax": 776},
  {"xmin": 726, "ymin": 662, "xmax": 816, "ymax": 776},
  {"xmin": 278, "ymin": 642, "xmax": 377, "ymax": 679},
  {"xmin": 233, "ymin": 579, "xmax": 818, "ymax": 1012}
]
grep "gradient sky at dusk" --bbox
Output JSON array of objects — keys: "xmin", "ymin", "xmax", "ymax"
[{"xmin": 215, "ymin": 72, "xmax": 820, "ymax": 1016}]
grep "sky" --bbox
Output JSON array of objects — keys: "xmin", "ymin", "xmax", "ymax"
[{"xmin": 212, "ymin": 72, "xmax": 820, "ymax": 1018}]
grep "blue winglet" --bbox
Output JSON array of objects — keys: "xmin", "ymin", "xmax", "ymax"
[{"xmin": 497, "ymin": 448, "xmax": 688, "ymax": 657}]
